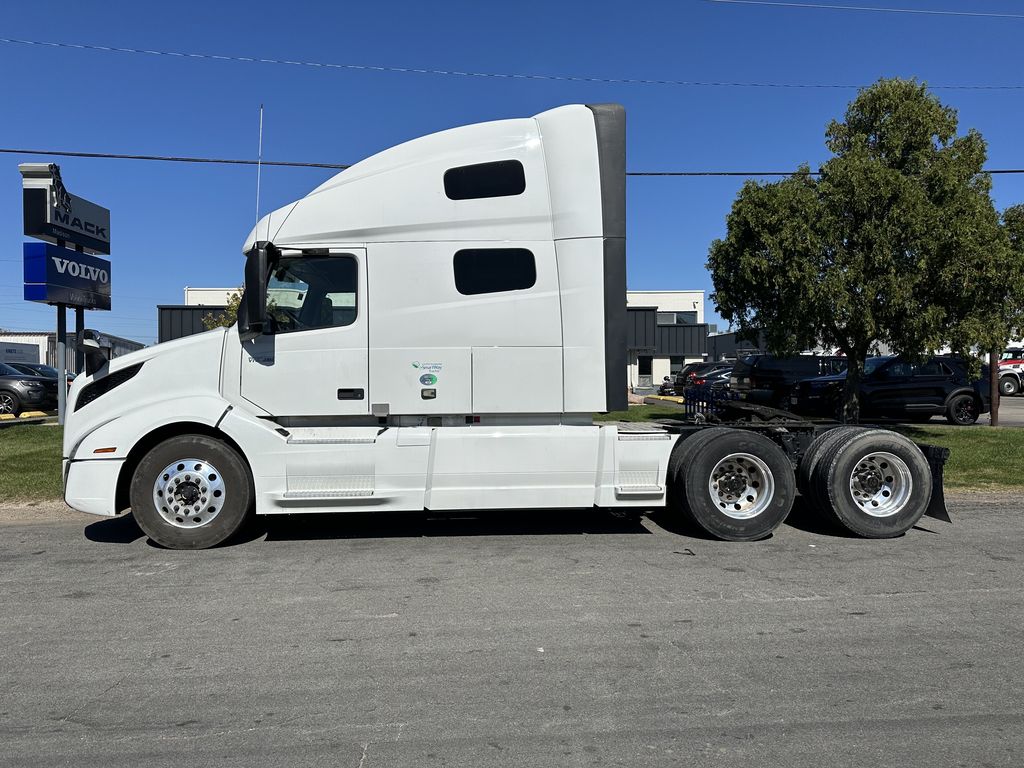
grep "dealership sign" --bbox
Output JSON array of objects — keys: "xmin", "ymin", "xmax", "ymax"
[
  {"xmin": 23, "ymin": 242, "xmax": 112, "ymax": 310},
  {"xmin": 19, "ymin": 163, "xmax": 110, "ymax": 255}
]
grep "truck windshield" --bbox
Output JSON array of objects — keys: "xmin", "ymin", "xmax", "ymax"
[{"xmin": 266, "ymin": 254, "xmax": 358, "ymax": 334}]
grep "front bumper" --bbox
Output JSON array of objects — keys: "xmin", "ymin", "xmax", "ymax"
[{"xmin": 64, "ymin": 458, "xmax": 124, "ymax": 517}]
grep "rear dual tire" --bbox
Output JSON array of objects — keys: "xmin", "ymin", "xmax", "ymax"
[
  {"xmin": 799, "ymin": 428, "xmax": 931, "ymax": 538},
  {"xmin": 668, "ymin": 428, "xmax": 795, "ymax": 541}
]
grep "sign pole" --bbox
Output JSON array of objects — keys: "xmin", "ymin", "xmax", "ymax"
[
  {"xmin": 56, "ymin": 303, "xmax": 67, "ymax": 426},
  {"xmin": 74, "ymin": 306, "xmax": 85, "ymax": 374}
]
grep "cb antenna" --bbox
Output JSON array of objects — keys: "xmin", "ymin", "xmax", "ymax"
[{"xmin": 255, "ymin": 103, "xmax": 264, "ymax": 227}]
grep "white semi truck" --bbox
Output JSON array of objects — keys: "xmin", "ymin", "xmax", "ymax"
[{"xmin": 62, "ymin": 104, "xmax": 948, "ymax": 549}]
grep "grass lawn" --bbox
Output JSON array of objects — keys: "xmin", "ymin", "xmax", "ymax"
[
  {"xmin": 0, "ymin": 425, "xmax": 63, "ymax": 503},
  {"xmin": 891, "ymin": 424, "xmax": 1024, "ymax": 490},
  {"xmin": 0, "ymin": 416, "xmax": 1022, "ymax": 502},
  {"xmin": 597, "ymin": 406, "xmax": 1024, "ymax": 490}
]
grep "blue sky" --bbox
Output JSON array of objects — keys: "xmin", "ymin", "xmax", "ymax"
[{"xmin": 1, "ymin": 0, "xmax": 1023, "ymax": 344}]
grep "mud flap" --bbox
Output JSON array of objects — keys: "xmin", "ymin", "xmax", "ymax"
[{"xmin": 917, "ymin": 443, "xmax": 952, "ymax": 523}]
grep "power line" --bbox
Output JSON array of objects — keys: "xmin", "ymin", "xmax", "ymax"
[
  {"xmin": 2, "ymin": 147, "xmax": 1024, "ymax": 176},
  {"xmin": 704, "ymin": 0, "xmax": 1024, "ymax": 19},
  {"xmin": 1, "ymin": 36, "xmax": 1022, "ymax": 91},
  {"xmin": 0, "ymin": 147, "xmax": 347, "ymax": 169}
]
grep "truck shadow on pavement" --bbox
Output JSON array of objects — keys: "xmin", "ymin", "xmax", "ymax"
[
  {"xmin": 83, "ymin": 508, "xmax": 653, "ymax": 547},
  {"xmin": 81, "ymin": 499, "xmax": 922, "ymax": 548}
]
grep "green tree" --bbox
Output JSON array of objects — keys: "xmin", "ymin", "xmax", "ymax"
[
  {"xmin": 708, "ymin": 78, "xmax": 1021, "ymax": 421},
  {"xmin": 202, "ymin": 289, "xmax": 242, "ymax": 331}
]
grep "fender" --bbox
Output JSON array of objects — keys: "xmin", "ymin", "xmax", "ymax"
[
  {"xmin": 942, "ymin": 386, "xmax": 981, "ymax": 409},
  {"xmin": 70, "ymin": 395, "xmax": 232, "ymax": 460}
]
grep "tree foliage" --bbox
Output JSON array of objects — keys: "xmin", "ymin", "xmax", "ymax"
[
  {"xmin": 707, "ymin": 78, "xmax": 1024, "ymax": 420},
  {"xmin": 201, "ymin": 289, "xmax": 242, "ymax": 331}
]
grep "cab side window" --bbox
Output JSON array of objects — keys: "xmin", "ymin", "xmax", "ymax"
[{"xmin": 267, "ymin": 255, "xmax": 358, "ymax": 334}]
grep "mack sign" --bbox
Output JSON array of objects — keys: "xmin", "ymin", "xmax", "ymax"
[
  {"xmin": 19, "ymin": 163, "xmax": 111, "ymax": 255},
  {"xmin": 23, "ymin": 242, "xmax": 112, "ymax": 310}
]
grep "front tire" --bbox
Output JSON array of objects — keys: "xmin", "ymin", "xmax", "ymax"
[
  {"xmin": 0, "ymin": 390, "xmax": 21, "ymax": 416},
  {"xmin": 673, "ymin": 430, "xmax": 795, "ymax": 541},
  {"xmin": 1000, "ymin": 376, "xmax": 1019, "ymax": 397},
  {"xmin": 129, "ymin": 434, "xmax": 253, "ymax": 549}
]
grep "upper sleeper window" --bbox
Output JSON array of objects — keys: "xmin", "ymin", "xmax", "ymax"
[
  {"xmin": 444, "ymin": 160, "xmax": 526, "ymax": 200},
  {"xmin": 454, "ymin": 249, "xmax": 536, "ymax": 296}
]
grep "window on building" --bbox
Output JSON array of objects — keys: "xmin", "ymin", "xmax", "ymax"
[
  {"xmin": 453, "ymin": 248, "xmax": 536, "ymax": 295},
  {"xmin": 266, "ymin": 254, "xmax": 358, "ymax": 334},
  {"xmin": 444, "ymin": 160, "xmax": 526, "ymax": 200},
  {"xmin": 670, "ymin": 357, "xmax": 687, "ymax": 374},
  {"xmin": 656, "ymin": 311, "xmax": 699, "ymax": 326},
  {"xmin": 638, "ymin": 356, "xmax": 653, "ymax": 376}
]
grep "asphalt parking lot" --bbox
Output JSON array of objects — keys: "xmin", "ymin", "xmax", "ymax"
[
  {"xmin": 992, "ymin": 394, "xmax": 1024, "ymax": 426},
  {"xmin": 1, "ymin": 497, "xmax": 1021, "ymax": 768}
]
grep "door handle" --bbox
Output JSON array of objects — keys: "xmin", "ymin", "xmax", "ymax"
[{"xmin": 337, "ymin": 388, "xmax": 365, "ymax": 400}]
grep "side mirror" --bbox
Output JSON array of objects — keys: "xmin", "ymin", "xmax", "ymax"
[
  {"xmin": 238, "ymin": 241, "xmax": 275, "ymax": 342},
  {"xmin": 78, "ymin": 330, "xmax": 110, "ymax": 376}
]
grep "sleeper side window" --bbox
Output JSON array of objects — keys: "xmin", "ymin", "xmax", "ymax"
[
  {"xmin": 444, "ymin": 160, "xmax": 526, "ymax": 200},
  {"xmin": 266, "ymin": 255, "xmax": 358, "ymax": 334},
  {"xmin": 453, "ymin": 248, "xmax": 536, "ymax": 296}
]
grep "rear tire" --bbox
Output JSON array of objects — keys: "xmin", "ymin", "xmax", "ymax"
[
  {"xmin": 815, "ymin": 430, "xmax": 931, "ymax": 538},
  {"xmin": 674, "ymin": 430, "xmax": 795, "ymax": 541},
  {"xmin": 945, "ymin": 394, "xmax": 979, "ymax": 426},
  {"xmin": 797, "ymin": 426, "xmax": 865, "ymax": 503},
  {"xmin": 129, "ymin": 434, "xmax": 253, "ymax": 549},
  {"xmin": 0, "ymin": 390, "xmax": 22, "ymax": 416}
]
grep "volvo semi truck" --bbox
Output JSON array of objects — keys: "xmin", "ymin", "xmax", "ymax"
[{"xmin": 62, "ymin": 104, "xmax": 947, "ymax": 549}]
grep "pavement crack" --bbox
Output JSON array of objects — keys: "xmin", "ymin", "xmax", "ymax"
[{"xmin": 357, "ymin": 741, "xmax": 369, "ymax": 768}]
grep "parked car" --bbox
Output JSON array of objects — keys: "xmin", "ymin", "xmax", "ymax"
[
  {"xmin": 6, "ymin": 362, "xmax": 76, "ymax": 388},
  {"xmin": 0, "ymin": 363, "xmax": 58, "ymax": 416},
  {"xmin": 789, "ymin": 355, "xmax": 990, "ymax": 425},
  {"xmin": 730, "ymin": 354, "xmax": 847, "ymax": 408},
  {"xmin": 673, "ymin": 362, "xmax": 732, "ymax": 392}
]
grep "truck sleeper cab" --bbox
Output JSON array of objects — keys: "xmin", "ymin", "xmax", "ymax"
[{"xmin": 62, "ymin": 104, "xmax": 945, "ymax": 549}]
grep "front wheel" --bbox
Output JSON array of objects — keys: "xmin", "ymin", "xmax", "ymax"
[
  {"xmin": 945, "ymin": 394, "xmax": 979, "ymax": 426},
  {"xmin": 129, "ymin": 434, "xmax": 253, "ymax": 549},
  {"xmin": 0, "ymin": 390, "xmax": 22, "ymax": 416},
  {"xmin": 1000, "ymin": 376, "xmax": 1019, "ymax": 397}
]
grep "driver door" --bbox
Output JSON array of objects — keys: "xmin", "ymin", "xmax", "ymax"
[{"xmin": 240, "ymin": 248, "xmax": 368, "ymax": 416}]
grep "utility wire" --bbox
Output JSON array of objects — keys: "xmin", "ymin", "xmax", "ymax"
[
  {"xmin": 1, "ymin": 36, "xmax": 1022, "ymax": 91},
  {"xmin": 704, "ymin": 1, "xmax": 1024, "ymax": 19},
  {"xmin": 0, "ymin": 147, "xmax": 347, "ymax": 169},
  {"xmin": 2, "ymin": 147, "xmax": 1024, "ymax": 176}
]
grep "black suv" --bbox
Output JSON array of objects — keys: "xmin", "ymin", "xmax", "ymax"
[
  {"xmin": 730, "ymin": 354, "xmax": 847, "ymax": 408},
  {"xmin": 789, "ymin": 355, "xmax": 990, "ymax": 425},
  {"xmin": 0, "ymin": 363, "xmax": 58, "ymax": 416}
]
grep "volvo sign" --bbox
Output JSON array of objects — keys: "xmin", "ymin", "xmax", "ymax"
[
  {"xmin": 23, "ymin": 242, "xmax": 111, "ymax": 310},
  {"xmin": 19, "ymin": 163, "xmax": 111, "ymax": 254}
]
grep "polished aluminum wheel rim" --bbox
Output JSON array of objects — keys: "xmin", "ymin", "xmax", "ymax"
[
  {"xmin": 848, "ymin": 451, "xmax": 911, "ymax": 518},
  {"xmin": 0, "ymin": 393, "xmax": 15, "ymax": 414},
  {"xmin": 708, "ymin": 452, "xmax": 775, "ymax": 520},
  {"xmin": 153, "ymin": 458, "xmax": 226, "ymax": 529}
]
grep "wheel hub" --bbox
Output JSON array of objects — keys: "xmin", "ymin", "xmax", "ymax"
[
  {"xmin": 848, "ymin": 452, "xmax": 912, "ymax": 518},
  {"xmin": 152, "ymin": 458, "xmax": 226, "ymax": 529},
  {"xmin": 708, "ymin": 452, "xmax": 775, "ymax": 520}
]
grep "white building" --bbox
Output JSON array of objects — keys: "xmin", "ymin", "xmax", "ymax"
[{"xmin": 184, "ymin": 287, "xmax": 237, "ymax": 306}]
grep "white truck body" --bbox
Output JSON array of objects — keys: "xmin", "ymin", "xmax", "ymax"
[{"xmin": 62, "ymin": 105, "xmax": 678, "ymax": 522}]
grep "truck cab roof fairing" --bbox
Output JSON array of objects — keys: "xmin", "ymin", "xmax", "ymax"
[{"xmin": 242, "ymin": 105, "xmax": 614, "ymax": 251}]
